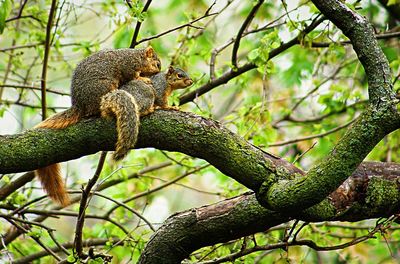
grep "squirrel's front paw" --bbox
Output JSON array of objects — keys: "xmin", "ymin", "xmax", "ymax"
[
  {"xmin": 137, "ymin": 76, "xmax": 152, "ymax": 85},
  {"xmin": 162, "ymin": 105, "xmax": 180, "ymax": 111}
]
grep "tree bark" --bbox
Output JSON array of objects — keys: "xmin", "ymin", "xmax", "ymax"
[
  {"xmin": 256, "ymin": 0, "xmax": 400, "ymax": 212},
  {"xmin": 1, "ymin": 1, "xmax": 400, "ymax": 261},
  {"xmin": 139, "ymin": 162, "xmax": 400, "ymax": 263}
]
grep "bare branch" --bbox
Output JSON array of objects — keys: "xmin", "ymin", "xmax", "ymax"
[
  {"xmin": 40, "ymin": 0, "xmax": 58, "ymax": 120},
  {"xmin": 134, "ymin": 11, "xmax": 218, "ymax": 47},
  {"xmin": 231, "ymin": 0, "xmax": 264, "ymax": 69},
  {"xmin": 73, "ymin": 151, "xmax": 107, "ymax": 259},
  {"xmin": 129, "ymin": 0, "xmax": 153, "ymax": 48},
  {"xmin": 180, "ymin": 16, "xmax": 326, "ymax": 104}
]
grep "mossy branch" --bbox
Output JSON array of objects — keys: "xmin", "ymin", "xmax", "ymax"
[
  {"xmin": 0, "ymin": 110, "xmax": 294, "ymax": 192},
  {"xmin": 139, "ymin": 161, "xmax": 400, "ymax": 263},
  {"xmin": 255, "ymin": 0, "xmax": 400, "ymax": 213},
  {"xmin": 1, "ymin": 109, "xmax": 399, "ymax": 215}
]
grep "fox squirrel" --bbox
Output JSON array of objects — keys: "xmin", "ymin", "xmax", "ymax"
[
  {"xmin": 100, "ymin": 66, "xmax": 193, "ymax": 161},
  {"xmin": 36, "ymin": 47, "xmax": 161, "ymax": 129},
  {"xmin": 35, "ymin": 55, "xmax": 192, "ymax": 206},
  {"xmin": 35, "ymin": 47, "xmax": 161, "ymax": 206}
]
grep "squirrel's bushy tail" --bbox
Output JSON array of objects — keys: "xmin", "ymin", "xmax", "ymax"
[
  {"xmin": 34, "ymin": 106, "xmax": 79, "ymax": 205},
  {"xmin": 100, "ymin": 90, "xmax": 139, "ymax": 161},
  {"xmin": 35, "ymin": 164, "xmax": 70, "ymax": 206},
  {"xmin": 35, "ymin": 106, "xmax": 81, "ymax": 129}
]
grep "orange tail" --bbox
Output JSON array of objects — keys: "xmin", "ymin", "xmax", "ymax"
[
  {"xmin": 35, "ymin": 164, "xmax": 70, "ymax": 206},
  {"xmin": 35, "ymin": 106, "xmax": 81, "ymax": 129}
]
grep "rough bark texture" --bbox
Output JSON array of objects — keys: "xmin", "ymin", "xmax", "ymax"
[
  {"xmin": 0, "ymin": 109, "xmax": 399, "ymax": 214},
  {"xmin": 139, "ymin": 162, "xmax": 400, "ymax": 263},
  {"xmin": 139, "ymin": 193, "xmax": 287, "ymax": 264},
  {"xmin": 1, "ymin": 1, "xmax": 400, "ymax": 262},
  {"xmin": 0, "ymin": 110, "xmax": 298, "ymax": 191},
  {"xmin": 1, "ymin": 0, "xmax": 397, "ymax": 216},
  {"xmin": 255, "ymin": 0, "xmax": 400, "ymax": 213},
  {"xmin": 262, "ymin": 107, "xmax": 400, "ymax": 211}
]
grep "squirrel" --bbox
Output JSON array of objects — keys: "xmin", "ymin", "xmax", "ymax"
[
  {"xmin": 100, "ymin": 65, "xmax": 193, "ymax": 161},
  {"xmin": 35, "ymin": 47, "xmax": 161, "ymax": 129},
  {"xmin": 34, "ymin": 47, "xmax": 161, "ymax": 206},
  {"xmin": 35, "ymin": 61, "xmax": 192, "ymax": 206}
]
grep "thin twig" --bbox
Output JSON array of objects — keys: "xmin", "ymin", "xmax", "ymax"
[
  {"xmin": 0, "ymin": 43, "xmax": 43, "ymax": 52},
  {"xmin": 0, "ymin": 84, "xmax": 70, "ymax": 96},
  {"xmin": 105, "ymin": 165, "xmax": 208, "ymax": 217},
  {"xmin": 180, "ymin": 16, "xmax": 326, "ymax": 104},
  {"xmin": 2, "ymin": 217, "xmax": 62, "ymax": 261},
  {"xmin": 282, "ymin": 100, "xmax": 366, "ymax": 124},
  {"xmin": 4, "ymin": 0, "xmax": 29, "ymax": 22},
  {"xmin": 1, "ymin": 160, "xmax": 168, "ymax": 248},
  {"xmin": 293, "ymin": 142, "xmax": 317, "ymax": 163},
  {"xmin": 73, "ymin": 151, "xmax": 107, "ymax": 258},
  {"xmin": 134, "ymin": 12, "xmax": 218, "ymax": 47},
  {"xmin": 270, "ymin": 117, "xmax": 357, "ymax": 147},
  {"xmin": 1, "ymin": 100, "xmax": 66, "ymax": 110},
  {"xmin": 40, "ymin": 0, "xmax": 58, "ymax": 120},
  {"xmin": 311, "ymin": 30, "xmax": 400, "ymax": 47},
  {"xmin": 129, "ymin": 0, "xmax": 153, "ymax": 48},
  {"xmin": 93, "ymin": 191, "xmax": 156, "ymax": 231},
  {"xmin": 231, "ymin": 0, "xmax": 264, "ymax": 69},
  {"xmin": 197, "ymin": 221, "xmax": 385, "ymax": 264},
  {"xmin": 0, "ymin": 172, "xmax": 35, "ymax": 201},
  {"xmin": 13, "ymin": 238, "xmax": 121, "ymax": 264},
  {"xmin": 0, "ymin": 235, "xmax": 12, "ymax": 263}
]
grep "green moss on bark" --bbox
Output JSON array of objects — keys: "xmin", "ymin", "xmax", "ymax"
[
  {"xmin": 365, "ymin": 177, "xmax": 400, "ymax": 214},
  {"xmin": 260, "ymin": 105, "xmax": 400, "ymax": 212}
]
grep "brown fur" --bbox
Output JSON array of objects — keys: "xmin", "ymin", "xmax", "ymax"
[
  {"xmin": 35, "ymin": 164, "xmax": 70, "ymax": 206},
  {"xmin": 35, "ymin": 47, "xmax": 161, "ymax": 205},
  {"xmin": 151, "ymin": 66, "xmax": 193, "ymax": 108},
  {"xmin": 35, "ymin": 107, "xmax": 81, "ymax": 129},
  {"xmin": 100, "ymin": 90, "xmax": 140, "ymax": 161},
  {"xmin": 34, "ymin": 63, "xmax": 190, "ymax": 206},
  {"xmin": 99, "ymin": 67, "xmax": 193, "ymax": 161},
  {"xmin": 71, "ymin": 47, "xmax": 160, "ymax": 117}
]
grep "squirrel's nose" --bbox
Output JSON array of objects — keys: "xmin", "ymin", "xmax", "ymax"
[{"xmin": 186, "ymin": 78, "xmax": 193, "ymax": 86}]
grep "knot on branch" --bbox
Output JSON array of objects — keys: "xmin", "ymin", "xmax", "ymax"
[{"xmin": 255, "ymin": 174, "xmax": 278, "ymax": 210}]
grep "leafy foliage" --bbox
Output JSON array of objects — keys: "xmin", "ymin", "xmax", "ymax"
[{"xmin": 0, "ymin": 0, "xmax": 399, "ymax": 263}]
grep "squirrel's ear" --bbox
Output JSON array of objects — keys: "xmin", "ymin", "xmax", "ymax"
[
  {"xmin": 145, "ymin": 46, "xmax": 154, "ymax": 57},
  {"xmin": 167, "ymin": 65, "xmax": 174, "ymax": 75}
]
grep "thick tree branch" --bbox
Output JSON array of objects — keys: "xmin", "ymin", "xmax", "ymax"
[
  {"xmin": 262, "ymin": 107, "xmax": 400, "ymax": 211},
  {"xmin": 0, "ymin": 110, "xmax": 285, "ymax": 191},
  {"xmin": 312, "ymin": 0, "xmax": 396, "ymax": 106},
  {"xmin": 139, "ymin": 161, "xmax": 400, "ymax": 263},
  {"xmin": 1, "ymin": 110, "xmax": 400, "ymax": 262},
  {"xmin": 1, "ymin": 109, "xmax": 399, "ymax": 214},
  {"xmin": 256, "ymin": 0, "xmax": 400, "ymax": 213}
]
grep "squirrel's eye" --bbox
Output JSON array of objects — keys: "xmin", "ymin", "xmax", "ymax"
[{"xmin": 177, "ymin": 73, "xmax": 184, "ymax": 78}]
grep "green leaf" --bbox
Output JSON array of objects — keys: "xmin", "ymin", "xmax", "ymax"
[
  {"xmin": 247, "ymin": 48, "xmax": 259, "ymax": 61},
  {"xmin": 113, "ymin": 26, "xmax": 133, "ymax": 49},
  {"xmin": 0, "ymin": 0, "xmax": 12, "ymax": 34},
  {"xmin": 387, "ymin": 0, "xmax": 399, "ymax": 6},
  {"xmin": 2, "ymin": 175, "xmax": 10, "ymax": 184},
  {"xmin": 138, "ymin": 11, "xmax": 148, "ymax": 22},
  {"xmin": 67, "ymin": 254, "xmax": 76, "ymax": 263}
]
